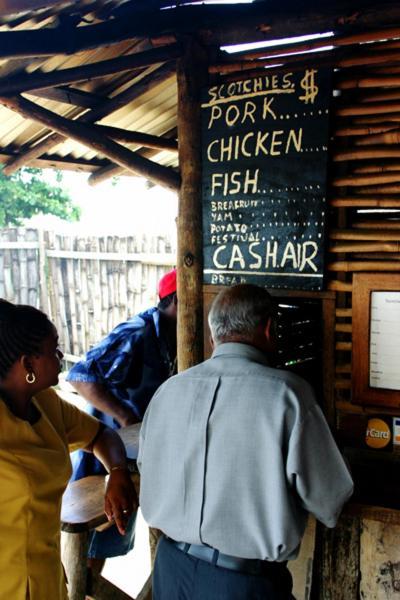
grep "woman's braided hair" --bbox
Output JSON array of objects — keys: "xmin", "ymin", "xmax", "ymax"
[{"xmin": 0, "ymin": 299, "xmax": 54, "ymax": 379}]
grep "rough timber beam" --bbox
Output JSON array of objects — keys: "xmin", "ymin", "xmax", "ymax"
[
  {"xmin": 0, "ymin": 150, "xmax": 108, "ymax": 172},
  {"xmin": 3, "ymin": 1, "xmax": 400, "ymax": 59},
  {"xmin": 88, "ymin": 128, "xmax": 178, "ymax": 186},
  {"xmin": 3, "ymin": 62, "xmax": 175, "ymax": 175},
  {"xmin": 92, "ymin": 125, "xmax": 178, "ymax": 151},
  {"xmin": 0, "ymin": 95, "xmax": 181, "ymax": 192},
  {"xmin": 0, "ymin": 45, "xmax": 180, "ymax": 95},
  {"xmin": 30, "ymin": 86, "xmax": 106, "ymax": 109},
  {"xmin": 0, "ymin": 8, "xmax": 176, "ymax": 59}
]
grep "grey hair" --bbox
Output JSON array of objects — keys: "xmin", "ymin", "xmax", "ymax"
[{"xmin": 208, "ymin": 284, "xmax": 276, "ymax": 345}]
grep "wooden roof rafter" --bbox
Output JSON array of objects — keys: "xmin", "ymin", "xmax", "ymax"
[
  {"xmin": 0, "ymin": 44, "xmax": 181, "ymax": 95},
  {"xmin": 0, "ymin": 2, "xmax": 177, "ymax": 59},
  {"xmin": 0, "ymin": 0, "xmax": 107, "ymax": 24},
  {"xmin": 0, "ymin": 94, "xmax": 181, "ymax": 190},
  {"xmin": 88, "ymin": 126, "xmax": 178, "ymax": 186},
  {"xmin": 2, "ymin": 61, "xmax": 176, "ymax": 175},
  {"xmin": 209, "ymin": 27, "xmax": 400, "ymax": 84},
  {"xmin": 9, "ymin": 0, "xmax": 400, "ymax": 187},
  {"xmin": 30, "ymin": 86, "xmax": 108, "ymax": 109},
  {"xmin": 90, "ymin": 124, "xmax": 178, "ymax": 152},
  {"xmin": 1, "ymin": 0, "xmax": 398, "ymax": 62},
  {"xmin": 0, "ymin": 148, "xmax": 110, "ymax": 171},
  {"xmin": 225, "ymin": 25, "xmax": 400, "ymax": 63}
]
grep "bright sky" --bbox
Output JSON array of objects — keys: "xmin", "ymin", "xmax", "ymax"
[{"xmin": 28, "ymin": 170, "xmax": 178, "ymax": 243}]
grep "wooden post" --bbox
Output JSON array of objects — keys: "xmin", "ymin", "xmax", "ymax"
[
  {"xmin": 61, "ymin": 530, "xmax": 90, "ymax": 600},
  {"xmin": 318, "ymin": 515, "xmax": 361, "ymax": 599},
  {"xmin": 176, "ymin": 37, "xmax": 208, "ymax": 371},
  {"xmin": 37, "ymin": 227, "xmax": 48, "ymax": 314}
]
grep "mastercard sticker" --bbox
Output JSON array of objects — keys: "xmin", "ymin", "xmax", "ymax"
[{"xmin": 365, "ymin": 418, "xmax": 391, "ymax": 450}]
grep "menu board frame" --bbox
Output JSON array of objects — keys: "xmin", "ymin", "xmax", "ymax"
[
  {"xmin": 352, "ymin": 272, "xmax": 400, "ymax": 407},
  {"xmin": 201, "ymin": 67, "xmax": 333, "ymax": 291}
]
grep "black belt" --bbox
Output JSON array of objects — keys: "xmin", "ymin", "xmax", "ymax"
[{"xmin": 167, "ymin": 538, "xmax": 287, "ymax": 577}]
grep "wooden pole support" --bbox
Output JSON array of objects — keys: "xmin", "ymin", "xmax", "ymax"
[
  {"xmin": 61, "ymin": 531, "xmax": 89, "ymax": 600},
  {"xmin": 176, "ymin": 37, "xmax": 208, "ymax": 371}
]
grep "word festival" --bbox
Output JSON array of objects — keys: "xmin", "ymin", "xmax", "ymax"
[{"xmin": 201, "ymin": 67, "xmax": 332, "ymax": 290}]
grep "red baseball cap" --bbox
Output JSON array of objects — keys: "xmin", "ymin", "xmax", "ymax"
[{"xmin": 158, "ymin": 268, "xmax": 177, "ymax": 299}]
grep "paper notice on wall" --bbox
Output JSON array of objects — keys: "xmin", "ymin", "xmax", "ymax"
[
  {"xmin": 393, "ymin": 417, "xmax": 400, "ymax": 447},
  {"xmin": 370, "ymin": 291, "xmax": 400, "ymax": 391}
]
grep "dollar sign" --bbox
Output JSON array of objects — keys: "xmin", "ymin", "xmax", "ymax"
[{"xmin": 299, "ymin": 69, "xmax": 318, "ymax": 104}]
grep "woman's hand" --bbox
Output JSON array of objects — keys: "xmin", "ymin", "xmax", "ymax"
[
  {"xmin": 104, "ymin": 468, "xmax": 138, "ymax": 535},
  {"xmin": 89, "ymin": 424, "xmax": 139, "ymax": 533}
]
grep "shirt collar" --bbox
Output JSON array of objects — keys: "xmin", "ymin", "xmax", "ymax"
[{"xmin": 211, "ymin": 342, "xmax": 270, "ymax": 367}]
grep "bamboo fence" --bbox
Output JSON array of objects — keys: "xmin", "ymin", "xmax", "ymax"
[{"xmin": 0, "ymin": 228, "xmax": 176, "ymax": 360}]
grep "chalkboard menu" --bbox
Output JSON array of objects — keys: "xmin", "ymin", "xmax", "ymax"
[{"xmin": 201, "ymin": 68, "xmax": 332, "ymax": 290}]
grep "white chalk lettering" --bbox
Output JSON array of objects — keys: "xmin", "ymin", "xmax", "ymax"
[
  {"xmin": 280, "ymin": 242, "xmax": 298, "ymax": 269},
  {"xmin": 226, "ymin": 104, "xmax": 241, "ymax": 126},
  {"xmin": 249, "ymin": 242, "xmax": 262, "ymax": 269},
  {"xmin": 210, "ymin": 200, "xmax": 259, "ymax": 211},
  {"xmin": 242, "ymin": 101, "xmax": 257, "ymax": 124},
  {"xmin": 286, "ymin": 128, "xmax": 303, "ymax": 153},
  {"xmin": 229, "ymin": 245, "xmax": 245, "ymax": 269},
  {"xmin": 210, "ymin": 170, "xmax": 259, "ymax": 196},
  {"xmin": 206, "ymin": 129, "xmax": 303, "ymax": 163},
  {"xmin": 300, "ymin": 241, "xmax": 318, "ymax": 272},
  {"xmin": 208, "ymin": 105, "xmax": 222, "ymax": 129},
  {"xmin": 270, "ymin": 130, "xmax": 284, "ymax": 156},
  {"xmin": 213, "ymin": 245, "xmax": 228, "ymax": 268},
  {"xmin": 210, "ymin": 241, "xmax": 319, "ymax": 274},
  {"xmin": 265, "ymin": 241, "xmax": 278, "ymax": 268},
  {"xmin": 262, "ymin": 97, "xmax": 277, "ymax": 120}
]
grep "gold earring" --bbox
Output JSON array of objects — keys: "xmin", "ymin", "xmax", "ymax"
[{"xmin": 26, "ymin": 372, "xmax": 36, "ymax": 384}]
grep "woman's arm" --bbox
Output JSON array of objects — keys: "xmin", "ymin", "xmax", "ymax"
[{"xmin": 86, "ymin": 426, "xmax": 138, "ymax": 534}]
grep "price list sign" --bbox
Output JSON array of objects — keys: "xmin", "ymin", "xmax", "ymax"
[{"xmin": 201, "ymin": 68, "xmax": 332, "ymax": 290}]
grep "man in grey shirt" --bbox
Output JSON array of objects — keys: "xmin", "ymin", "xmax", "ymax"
[{"xmin": 138, "ymin": 284, "xmax": 353, "ymax": 599}]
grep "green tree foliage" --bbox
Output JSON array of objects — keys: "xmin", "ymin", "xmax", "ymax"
[{"xmin": 0, "ymin": 167, "xmax": 80, "ymax": 226}]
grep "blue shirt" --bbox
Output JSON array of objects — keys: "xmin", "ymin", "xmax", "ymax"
[{"xmin": 67, "ymin": 307, "xmax": 174, "ymax": 479}]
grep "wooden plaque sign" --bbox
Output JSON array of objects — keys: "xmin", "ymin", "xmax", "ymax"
[
  {"xmin": 201, "ymin": 68, "xmax": 332, "ymax": 290},
  {"xmin": 353, "ymin": 273, "xmax": 400, "ymax": 407}
]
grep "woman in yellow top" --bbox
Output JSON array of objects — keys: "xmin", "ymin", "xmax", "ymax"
[{"xmin": 0, "ymin": 299, "xmax": 137, "ymax": 600}]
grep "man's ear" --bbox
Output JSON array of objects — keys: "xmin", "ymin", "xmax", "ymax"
[
  {"xmin": 209, "ymin": 335, "xmax": 215, "ymax": 350},
  {"xmin": 263, "ymin": 318, "xmax": 273, "ymax": 344}
]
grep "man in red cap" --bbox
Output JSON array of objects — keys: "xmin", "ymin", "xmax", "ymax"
[
  {"xmin": 67, "ymin": 268, "xmax": 177, "ymax": 579},
  {"xmin": 158, "ymin": 267, "xmax": 177, "ymax": 300}
]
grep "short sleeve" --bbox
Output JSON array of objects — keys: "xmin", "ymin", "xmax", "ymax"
[
  {"xmin": 66, "ymin": 357, "xmax": 101, "ymax": 384},
  {"xmin": 286, "ymin": 403, "xmax": 354, "ymax": 527},
  {"xmin": 59, "ymin": 396, "xmax": 100, "ymax": 452},
  {"xmin": 66, "ymin": 315, "xmax": 147, "ymax": 387}
]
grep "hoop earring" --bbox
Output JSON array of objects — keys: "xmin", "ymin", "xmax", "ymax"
[{"xmin": 26, "ymin": 372, "xmax": 36, "ymax": 384}]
